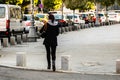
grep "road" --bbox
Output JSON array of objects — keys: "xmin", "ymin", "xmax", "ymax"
[{"xmin": 0, "ymin": 66, "xmax": 119, "ymax": 80}]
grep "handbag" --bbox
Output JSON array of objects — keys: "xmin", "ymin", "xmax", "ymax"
[
  {"xmin": 40, "ymin": 23, "xmax": 47, "ymax": 38},
  {"xmin": 41, "ymin": 31, "xmax": 46, "ymax": 38}
]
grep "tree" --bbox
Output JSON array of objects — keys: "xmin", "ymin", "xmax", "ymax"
[
  {"xmin": 5, "ymin": 0, "xmax": 40, "ymax": 13},
  {"xmin": 64, "ymin": 0, "xmax": 80, "ymax": 10},
  {"xmin": 100, "ymin": 0, "xmax": 115, "ymax": 11},
  {"xmin": 78, "ymin": 1, "xmax": 95, "ymax": 12},
  {"xmin": 5, "ymin": 0, "xmax": 23, "ymax": 5},
  {"xmin": 0, "ymin": 0, "xmax": 5, "ymax": 4},
  {"xmin": 64, "ymin": 0, "xmax": 95, "ymax": 12},
  {"xmin": 43, "ymin": 0, "xmax": 62, "ymax": 11},
  {"xmin": 116, "ymin": 0, "xmax": 120, "ymax": 6}
]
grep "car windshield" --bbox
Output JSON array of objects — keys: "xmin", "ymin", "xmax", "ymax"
[
  {"xmin": 26, "ymin": 16, "xmax": 31, "ymax": 20},
  {"xmin": 54, "ymin": 14, "xmax": 63, "ymax": 19},
  {"xmin": 23, "ymin": 15, "xmax": 31, "ymax": 21},
  {"xmin": 66, "ymin": 15, "xmax": 77, "ymax": 19},
  {"xmin": 36, "ymin": 14, "xmax": 45, "ymax": 18},
  {"xmin": 81, "ymin": 14, "xmax": 88, "ymax": 18},
  {"xmin": 98, "ymin": 14, "xmax": 104, "ymax": 17}
]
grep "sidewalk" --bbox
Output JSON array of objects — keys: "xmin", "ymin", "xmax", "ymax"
[{"xmin": 0, "ymin": 24, "xmax": 120, "ymax": 74}]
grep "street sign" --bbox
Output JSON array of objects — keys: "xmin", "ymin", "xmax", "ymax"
[{"xmin": 39, "ymin": 4, "xmax": 43, "ymax": 8}]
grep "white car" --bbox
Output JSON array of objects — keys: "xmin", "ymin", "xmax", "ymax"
[
  {"xmin": 98, "ymin": 13, "xmax": 106, "ymax": 22},
  {"xmin": 22, "ymin": 14, "xmax": 44, "ymax": 32},
  {"xmin": 35, "ymin": 13, "xmax": 48, "ymax": 21},
  {"xmin": 108, "ymin": 12, "xmax": 120, "ymax": 22},
  {"xmin": 66, "ymin": 14, "xmax": 85, "ymax": 24}
]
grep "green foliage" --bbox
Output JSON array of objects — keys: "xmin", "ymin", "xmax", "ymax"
[
  {"xmin": 100, "ymin": 0, "xmax": 115, "ymax": 7},
  {"xmin": 65, "ymin": 0, "xmax": 79, "ymax": 10},
  {"xmin": 2, "ymin": 0, "xmax": 119, "ymax": 13},
  {"xmin": 115, "ymin": 0, "xmax": 120, "ymax": 6},
  {"xmin": 64, "ymin": 0, "xmax": 95, "ymax": 11},
  {"xmin": 5, "ymin": 0, "xmax": 40, "ymax": 13},
  {"xmin": 0, "ymin": 0, "xmax": 5, "ymax": 4},
  {"xmin": 85, "ymin": 1, "xmax": 95, "ymax": 10},
  {"xmin": 43, "ymin": 0, "xmax": 62, "ymax": 11},
  {"xmin": 88, "ymin": 0, "xmax": 103, "ymax": 3}
]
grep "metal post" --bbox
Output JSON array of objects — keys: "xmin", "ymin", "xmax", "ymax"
[
  {"xmin": 95, "ymin": 2, "xmax": 100, "ymax": 26},
  {"xmin": 105, "ymin": 6, "xmax": 109, "ymax": 25},
  {"xmin": 27, "ymin": 0, "xmax": 38, "ymax": 42},
  {"xmin": 62, "ymin": 1, "xmax": 63, "ymax": 20}
]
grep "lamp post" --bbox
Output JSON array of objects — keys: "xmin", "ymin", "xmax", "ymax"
[
  {"xmin": 95, "ymin": 2, "xmax": 100, "ymax": 26},
  {"xmin": 62, "ymin": 0, "xmax": 64, "ymax": 20},
  {"xmin": 27, "ymin": 0, "xmax": 38, "ymax": 42}
]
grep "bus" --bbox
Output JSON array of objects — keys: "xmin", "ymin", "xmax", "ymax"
[{"xmin": 0, "ymin": 4, "xmax": 24, "ymax": 38}]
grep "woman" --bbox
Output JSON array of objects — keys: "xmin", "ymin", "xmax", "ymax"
[{"xmin": 40, "ymin": 14, "xmax": 59, "ymax": 71}]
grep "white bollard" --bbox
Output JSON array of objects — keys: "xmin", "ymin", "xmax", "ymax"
[
  {"xmin": 22, "ymin": 34, "xmax": 27, "ymax": 42},
  {"xmin": 16, "ymin": 52, "xmax": 26, "ymax": 67},
  {"xmin": 61, "ymin": 55, "xmax": 71, "ymax": 70},
  {"xmin": 10, "ymin": 36, "xmax": 16, "ymax": 45},
  {"xmin": 116, "ymin": 59, "xmax": 120, "ymax": 73},
  {"xmin": 59, "ymin": 28, "xmax": 62, "ymax": 34},
  {"xmin": 3, "ymin": 38, "xmax": 9, "ymax": 47},
  {"xmin": 16, "ymin": 35, "xmax": 22, "ymax": 44}
]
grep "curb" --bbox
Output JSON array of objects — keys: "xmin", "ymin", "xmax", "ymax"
[{"xmin": 0, "ymin": 64, "xmax": 120, "ymax": 76}]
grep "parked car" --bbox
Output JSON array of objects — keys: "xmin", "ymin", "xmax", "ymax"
[
  {"xmin": 98, "ymin": 13, "xmax": 106, "ymax": 23},
  {"xmin": 108, "ymin": 12, "xmax": 120, "ymax": 22},
  {"xmin": 80, "ymin": 12, "xmax": 102, "ymax": 24},
  {"xmin": 35, "ymin": 13, "xmax": 48, "ymax": 22},
  {"xmin": 79, "ymin": 12, "xmax": 97, "ymax": 24},
  {"xmin": 79, "ymin": 13, "xmax": 89, "ymax": 24},
  {"xmin": 53, "ymin": 14, "xmax": 68, "ymax": 27},
  {"xmin": 66, "ymin": 14, "xmax": 85, "ymax": 24},
  {"xmin": 22, "ymin": 14, "xmax": 44, "ymax": 33}
]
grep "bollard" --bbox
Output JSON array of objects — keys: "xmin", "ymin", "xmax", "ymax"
[
  {"xmin": 22, "ymin": 34, "xmax": 27, "ymax": 42},
  {"xmin": 62, "ymin": 27, "xmax": 65, "ymax": 33},
  {"xmin": 85, "ymin": 24, "xmax": 87, "ymax": 28},
  {"xmin": 66, "ymin": 27, "xmax": 69, "ymax": 32},
  {"xmin": 65, "ymin": 27, "xmax": 68, "ymax": 32},
  {"xmin": 61, "ymin": 55, "xmax": 71, "ymax": 70},
  {"xmin": 16, "ymin": 35, "xmax": 22, "ymax": 44},
  {"xmin": 88, "ymin": 23, "xmax": 91, "ymax": 28},
  {"xmin": 10, "ymin": 36, "xmax": 16, "ymax": 45},
  {"xmin": 92, "ymin": 23, "xmax": 94, "ymax": 27},
  {"xmin": 16, "ymin": 52, "xmax": 26, "ymax": 67},
  {"xmin": 100, "ymin": 23, "xmax": 102, "ymax": 26},
  {"xmin": 68, "ymin": 26, "xmax": 71, "ymax": 31},
  {"xmin": 116, "ymin": 59, "xmax": 120, "ymax": 73},
  {"xmin": 59, "ymin": 28, "xmax": 62, "ymax": 34},
  {"xmin": 69, "ymin": 26, "xmax": 72, "ymax": 31},
  {"xmin": 72, "ymin": 26, "xmax": 75, "ymax": 31},
  {"xmin": 81, "ymin": 24, "xmax": 84, "ymax": 29},
  {"xmin": 3, "ymin": 38, "xmax": 9, "ymax": 47},
  {"xmin": 77, "ymin": 25, "xmax": 80, "ymax": 30},
  {"xmin": 60, "ymin": 27, "xmax": 63, "ymax": 34}
]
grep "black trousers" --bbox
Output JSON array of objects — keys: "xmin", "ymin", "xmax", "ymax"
[{"xmin": 45, "ymin": 45, "xmax": 56, "ymax": 66}]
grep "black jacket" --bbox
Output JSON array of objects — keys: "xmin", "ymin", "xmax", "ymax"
[{"xmin": 40, "ymin": 20, "xmax": 59, "ymax": 46}]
